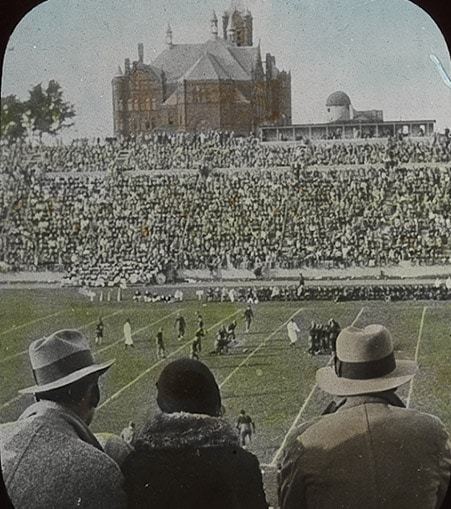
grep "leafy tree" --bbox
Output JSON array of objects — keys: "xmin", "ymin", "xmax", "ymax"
[
  {"xmin": 26, "ymin": 80, "xmax": 75, "ymax": 140},
  {"xmin": 0, "ymin": 95, "xmax": 27, "ymax": 143}
]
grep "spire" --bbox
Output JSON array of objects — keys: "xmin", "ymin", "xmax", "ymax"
[
  {"xmin": 211, "ymin": 10, "xmax": 218, "ymax": 38},
  {"xmin": 116, "ymin": 65, "xmax": 123, "ymax": 76},
  {"xmin": 166, "ymin": 23, "xmax": 173, "ymax": 48},
  {"xmin": 227, "ymin": 16, "xmax": 236, "ymax": 45}
]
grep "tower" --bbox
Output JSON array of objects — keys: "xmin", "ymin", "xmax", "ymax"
[
  {"xmin": 211, "ymin": 11, "xmax": 218, "ymax": 38},
  {"xmin": 222, "ymin": 0, "xmax": 253, "ymax": 46}
]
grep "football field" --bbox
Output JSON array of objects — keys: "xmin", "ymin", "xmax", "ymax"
[{"xmin": 0, "ymin": 287, "xmax": 450, "ymax": 472}]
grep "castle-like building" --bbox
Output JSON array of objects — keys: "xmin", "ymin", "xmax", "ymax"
[{"xmin": 112, "ymin": 1, "xmax": 291, "ymax": 137}]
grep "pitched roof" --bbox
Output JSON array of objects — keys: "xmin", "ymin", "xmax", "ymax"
[{"xmin": 151, "ymin": 38, "xmax": 258, "ymax": 83}]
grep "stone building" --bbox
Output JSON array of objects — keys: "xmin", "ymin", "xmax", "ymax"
[{"xmin": 112, "ymin": 1, "xmax": 291, "ymax": 137}]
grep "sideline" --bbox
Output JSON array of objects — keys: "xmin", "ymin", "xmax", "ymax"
[
  {"xmin": 97, "ymin": 309, "xmax": 242, "ymax": 410},
  {"xmin": 270, "ymin": 307, "xmax": 365, "ymax": 466},
  {"xmin": 406, "ymin": 306, "xmax": 427, "ymax": 408}
]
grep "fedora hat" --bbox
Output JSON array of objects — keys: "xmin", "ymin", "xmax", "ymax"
[
  {"xmin": 20, "ymin": 329, "xmax": 115, "ymax": 394},
  {"xmin": 316, "ymin": 324, "xmax": 417, "ymax": 396}
]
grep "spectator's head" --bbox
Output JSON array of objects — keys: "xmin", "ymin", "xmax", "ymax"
[
  {"xmin": 156, "ymin": 359, "xmax": 221, "ymax": 417},
  {"xmin": 20, "ymin": 329, "xmax": 115, "ymax": 424},
  {"xmin": 316, "ymin": 324, "xmax": 417, "ymax": 396}
]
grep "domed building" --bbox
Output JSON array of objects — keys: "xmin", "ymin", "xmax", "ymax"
[{"xmin": 326, "ymin": 91, "xmax": 352, "ymax": 122}]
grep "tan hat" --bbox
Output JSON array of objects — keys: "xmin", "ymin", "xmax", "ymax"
[
  {"xmin": 316, "ymin": 324, "xmax": 417, "ymax": 396},
  {"xmin": 20, "ymin": 329, "xmax": 115, "ymax": 394}
]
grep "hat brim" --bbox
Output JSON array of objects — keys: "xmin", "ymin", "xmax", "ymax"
[
  {"xmin": 19, "ymin": 359, "xmax": 115, "ymax": 394},
  {"xmin": 316, "ymin": 359, "xmax": 417, "ymax": 396}
]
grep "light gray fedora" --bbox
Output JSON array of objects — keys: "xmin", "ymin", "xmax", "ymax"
[
  {"xmin": 316, "ymin": 324, "xmax": 417, "ymax": 396},
  {"xmin": 20, "ymin": 329, "xmax": 115, "ymax": 394}
]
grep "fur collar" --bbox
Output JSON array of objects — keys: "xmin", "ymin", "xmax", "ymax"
[{"xmin": 135, "ymin": 412, "xmax": 240, "ymax": 450}]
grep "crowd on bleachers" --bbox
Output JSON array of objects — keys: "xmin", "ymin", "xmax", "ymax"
[
  {"xmin": 1, "ymin": 132, "xmax": 451, "ymax": 174},
  {"xmin": 1, "ymin": 133, "xmax": 450, "ymax": 284}
]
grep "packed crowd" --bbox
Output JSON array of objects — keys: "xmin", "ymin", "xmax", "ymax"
[
  {"xmin": 1, "ymin": 160, "xmax": 450, "ymax": 282},
  {"xmin": 1, "ymin": 131, "xmax": 450, "ymax": 174}
]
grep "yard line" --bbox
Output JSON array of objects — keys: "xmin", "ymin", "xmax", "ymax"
[
  {"xmin": 218, "ymin": 308, "xmax": 304, "ymax": 389},
  {"xmin": 406, "ymin": 306, "xmax": 427, "ymax": 409},
  {"xmin": 95, "ymin": 309, "xmax": 181, "ymax": 354},
  {"xmin": 270, "ymin": 307, "xmax": 365, "ymax": 467},
  {"xmin": 0, "ymin": 309, "xmax": 125, "ymax": 365},
  {"xmin": 0, "ymin": 309, "xmax": 129, "ymax": 412},
  {"xmin": 0, "ymin": 310, "xmax": 65, "ymax": 337},
  {"xmin": 351, "ymin": 307, "xmax": 365, "ymax": 326},
  {"xmin": 97, "ymin": 309, "xmax": 242, "ymax": 410},
  {"xmin": 0, "ymin": 394, "xmax": 22, "ymax": 411}
]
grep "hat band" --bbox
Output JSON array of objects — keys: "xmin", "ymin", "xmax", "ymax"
[
  {"xmin": 33, "ymin": 350, "xmax": 95, "ymax": 388},
  {"xmin": 334, "ymin": 351, "xmax": 396, "ymax": 380}
]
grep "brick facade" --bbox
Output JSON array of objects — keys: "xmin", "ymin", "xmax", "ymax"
[{"xmin": 112, "ymin": 3, "xmax": 291, "ymax": 137}]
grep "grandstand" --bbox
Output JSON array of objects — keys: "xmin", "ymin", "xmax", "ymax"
[{"xmin": 0, "ymin": 133, "xmax": 450, "ymax": 287}]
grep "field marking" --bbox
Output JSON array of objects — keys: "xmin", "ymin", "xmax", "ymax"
[
  {"xmin": 97, "ymin": 309, "xmax": 242, "ymax": 410},
  {"xmin": 94, "ymin": 309, "xmax": 181, "ymax": 355},
  {"xmin": 270, "ymin": 307, "xmax": 365, "ymax": 467},
  {"xmin": 406, "ymin": 306, "xmax": 427, "ymax": 409},
  {"xmin": 0, "ymin": 309, "xmax": 128, "ymax": 412},
  {"xmin": 0, "ymin": 309, "xmax": 125, "ymax": 365},
  {"xmin": 0, "ymin": 310, "xmax": 65, "ymax": 337},
  {"xmin": 218, "ymin": 308, "xmax": 304, "ymax": 390}
]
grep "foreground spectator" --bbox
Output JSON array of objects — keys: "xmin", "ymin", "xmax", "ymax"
[
  {"xmin": 0, "ymin": 330, "xmax": 126, "ymax": 508},
  {"xmin": 278, "ymin": 324, "xmax": 451, "ymax": 508},
  {"xmin": 122, "ymin": 358, "xmax": 268, "ymax": 508}
]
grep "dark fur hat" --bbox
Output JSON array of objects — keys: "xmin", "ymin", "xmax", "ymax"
[{"xmin": 156, "ymin": 359, "xmax": 221, "ymax": 416}]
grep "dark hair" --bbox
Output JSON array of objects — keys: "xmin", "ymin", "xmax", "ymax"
[{"xmin": 36, "ymin": 373, "xmax": 100, "ymax": 407}]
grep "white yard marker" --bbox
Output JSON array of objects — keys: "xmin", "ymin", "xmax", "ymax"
[
  {"xmin": 97, "ymin": 309, "xmax": 242, "ymax": 410},
  {"xmin": 270, "ymin": 307, "xmax": 365, "ymax": 467},
  {"xmin": 406, "ymin": 306, "xmax": 427, "ymax": 409}
]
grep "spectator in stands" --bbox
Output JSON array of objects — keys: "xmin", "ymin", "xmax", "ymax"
[
  {"xmin": 0, "ymin": 329, "xmax": 126, "ymax": 508},
  {"xmin": 278, "ymin": 324, "xmax": 451, "ymax": 508},
  {"xmin": 121, "ymin": 358, "xmax": 268, "ymax": 508}
]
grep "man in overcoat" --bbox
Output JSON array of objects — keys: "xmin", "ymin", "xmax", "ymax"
[
  {"xmin": 0, "ymin": 329, "xmax": 127, "ymax": 508},
  {"xmin": 279, "ymin": 324, "xmax": 451, "ymax": 509}
]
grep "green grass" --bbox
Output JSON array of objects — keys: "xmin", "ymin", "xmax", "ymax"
[{"xmin": 1, "ymin": 288, "xmax": 450, "ymax": 471}]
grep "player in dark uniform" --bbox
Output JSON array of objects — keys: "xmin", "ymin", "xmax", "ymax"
[
  {"xmin": 226, "ymin": 319, "xmax": 238, "ymax": 342},
  {"xmin": 196, "ymin": 312, "xmax": 205, "ymax": 336},
  {"xmin": 191, "ymin": 327, "xmax": 203, "ymax": 360},
  {"xmin": 156, "ymin": 327, "xmax": 166, "ymax": 359},
  {"xmin": 174, "ymin": 313, "xmax": 186, "ymax": 341},
  {"xmin": 95, "ymin": 317, "xmax": 104, "ymax": 345},
  {"xmin": 243, "ymin": 305, "xmax": 254, "ymax": 332},
  {"xmin": 327, "ymin": 318, "xmax": 341, "ymax": 354}
]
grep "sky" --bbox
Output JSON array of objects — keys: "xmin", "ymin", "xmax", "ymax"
[{"xmin": 1, "ymin": 0, "xmax": 450, "ymax": 140}]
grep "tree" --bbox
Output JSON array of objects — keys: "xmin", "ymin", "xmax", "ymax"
[
  {"xmin": 0, "ymin": 95, "xmax": 26, "ymax": 143},
  {"xmin": 26, "ymin": 80, "xmax": 75, "ymax": 140}
]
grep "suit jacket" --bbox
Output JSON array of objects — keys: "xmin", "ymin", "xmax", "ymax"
[
  {"xmin": 0, "ymin": 400, "xmax": 126, "ymax": 509},
  {"xmin": 122, "ymin": 411, "xmax": 268, "ymax": 508},
  {"xmin": 279, "ymin": 394, "xmax": 451, "ymax": 509}
]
